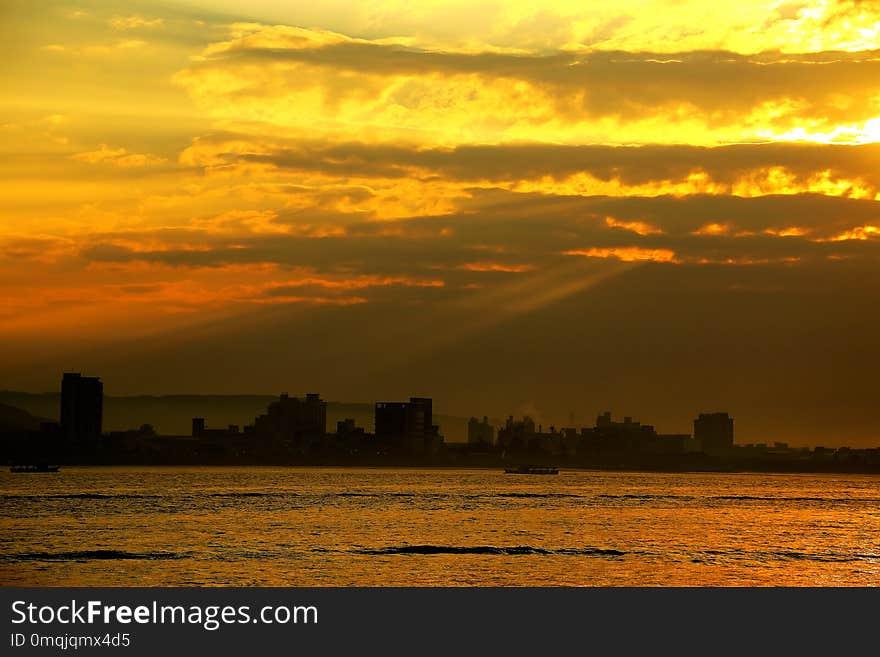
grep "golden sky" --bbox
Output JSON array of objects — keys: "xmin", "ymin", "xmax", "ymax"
[{"xmin": 2, "ymin": 1, "xmax": 880, "ymax": 442}]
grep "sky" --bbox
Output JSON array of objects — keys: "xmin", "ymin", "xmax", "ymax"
[{"xmin": 2, "ymin": 0, "xmax": 880, "ymax": 444}]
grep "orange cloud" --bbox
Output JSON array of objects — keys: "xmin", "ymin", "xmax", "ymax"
[
  {"xmin": 692, "ymin": 223, "xmax": 731, "ymax": 236},
  {"xmin": 825, "ymin": 225, "xmax": 880, "ymax": 241},
  {"xmin": 261, "ymin": 275, "xmax": 445, "ymax": 292},
  {"xmin": 459, "ymin": 262, "xmax": 536, "ymax": 272},
  {"xmin": 764, "ymin": 226, "xmax": 810, "ymax": 237},
  {"xmin": 565, "ymin": 247, "xmax": 679, "ymax": 263},
  {"xmin": 605, "ymin": 216, "xmax": 664, "ymax": 235}
]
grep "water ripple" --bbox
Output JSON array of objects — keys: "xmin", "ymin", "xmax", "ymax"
[
  {"xmin": 4, "ymin": 549, "xmax": 185, "ymax": 562},
  {"xmin": 352, "ymin": 545, "xmax": 627, "ymax": 556}
]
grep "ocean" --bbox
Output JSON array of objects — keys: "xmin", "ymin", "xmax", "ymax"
[{"xmin": 1, "ymin": 467, "xmax": 877, "ymax": 586}]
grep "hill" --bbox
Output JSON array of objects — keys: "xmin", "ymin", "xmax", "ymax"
[{"xmin": 0, "ymin": 402, "xmax": 49, "ymax": 433}]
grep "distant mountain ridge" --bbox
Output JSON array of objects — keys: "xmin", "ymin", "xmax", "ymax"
[
  {"xmin": 0, "ymin": 402, "xmax": 51, "ymax": 433},
  {"xmin": 0, "ymin": 391, "xmax": 471, "ymax": 442}
]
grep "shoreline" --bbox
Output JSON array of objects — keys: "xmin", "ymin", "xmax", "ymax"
[{"xmin": 4, "ymin": 462, "xmax": 880, "ymax": 476}]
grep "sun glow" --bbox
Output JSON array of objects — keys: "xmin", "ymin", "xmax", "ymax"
[{"xmin": 758, "ymin": 117, "xmax": 880, "ymax": 145}]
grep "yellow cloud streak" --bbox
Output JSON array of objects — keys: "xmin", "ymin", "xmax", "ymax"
[{"xmin": 173, "ymin": 23, "xmax": 880, "ymax": 147}]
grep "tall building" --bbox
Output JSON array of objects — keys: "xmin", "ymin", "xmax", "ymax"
[
  {"xmin": 374, "ymin": 397, "xmax": 441, "ymax": 453},
  {"xmin": 60, "ymin": 372, "xmax": 103, "ymax": 442},
  {"xmin": 694, "ymin": 412, "xmax": 734, "ymax": 453},
  {"xmin": 375, "ymin": 397, "xmax": 435, "ymax": 437}
]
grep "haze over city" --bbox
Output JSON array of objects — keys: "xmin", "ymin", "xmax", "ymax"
[{"xmin": 3, "ymin": 1, "xmax": 880, "ymax": 445}]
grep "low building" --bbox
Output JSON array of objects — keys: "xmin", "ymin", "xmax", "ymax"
[
  {"xmin": 252, "ymin": 393, "xmax": 327, "ymax": 447},
  {"xmin": 467, "ymin": 416, "xmax": 494, "ymax": 446}
]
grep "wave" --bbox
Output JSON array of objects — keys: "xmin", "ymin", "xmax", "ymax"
[
  {"xmin": 709, "ymin": 495, "xmax": 879, "ymax": 503},
  {"xmin": 691, "ymin": 547, "xmax": 879, "ymax": 563},
  {"xmin": 493, "ymin": 492, "xmax": 583, "ymax": 499},
  {"xmin": 207, "ymin": 492, "xmax": 294, "ymax": 498},
  {"xmin": 595, "ymin": 493, "xmax": 880, "ymax": 504},
  {"xmin": 5, "ymin": 550, "xmax": 184, "ymax": 562},
  {"xmin": 353, "ymin": 545, "xmax": 627, "ymax": 556},
  {"xmin": 2, "ymin": 491, "xmax": 293, "ymax": 501},
  {"xmin": 0, "ymin": 493, "xmax": 159, "ymax": 501},
  {"xmin": 770, "ymin": 550, "xmax": 880, "ymax": 563},
  {"xmin": 596, "ymin": 494, "xmax": 695, "ymax": 501},
  {"xmin": 4, "ymin": 491, "xmax": 876, "ymax": 505},
  {"xmin": 336, "ymin": 492, "xmax": 417, "ymax": 498}
]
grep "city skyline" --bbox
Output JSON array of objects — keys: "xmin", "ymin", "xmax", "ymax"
[
  {"xmin": 0, "ymin": 371, "xmax": 875, "ymax": 448},
  {"xmin": 3, "ymin": 373, "xmax": 878, "ymax": 473},
  {"xmin": 10, "ymin": 373, "xmax": 744, "ymax": 443}
]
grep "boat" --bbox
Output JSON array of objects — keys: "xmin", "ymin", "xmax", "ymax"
[
  {"xmin": 504, "ymin": 465, "xmax": 559, "ymax": 475},
  {"xmin": 9, "ymin": 464, "xmax": 61, "ymax": 473}
]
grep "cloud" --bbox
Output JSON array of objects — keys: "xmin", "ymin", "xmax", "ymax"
[
  {"xmin": 459, "ymin": 262, "xmax": 536, "ymax": 272},
  {"xmin": 160, "ymin": 3, "xmax": 880, "ymax": 55},
  {"xmin": 109, "ymin": 16, "xmax": 164, "ymax": 30},
  {"xmin": 605, "ymin": 217, "xmax": 664, "ymax": 235},
  {"xmin": 67, "ymin": 190, "xmax": 879, "ymax": 283},
  {"xmin": 692, "ymin": 223, "xmax": 732, "ymax": 236},
  {"xmin": 566, "ymin": 247, "xmax": 679, "ymax": 263},
  {"xmin": 173, "ymin": 25, "xmax": 880, "ymax": 144},
  {"xmin": 823, "ymin": 224, "xmax": 879, "ymax": 241},
  {"xmin": 260, "ymin": 274, "xmax": 444, "ymax": 297},
  {"xmin": 182, "ymin": 136, "xmax": 880, "ymax": 200},
  {"xmin": 43, "ymin": 39, "xmax": 148, "ymax": 56},
  {"xmin": 71, "ymin": 144, "xmax": 166, "ymax": 167}
]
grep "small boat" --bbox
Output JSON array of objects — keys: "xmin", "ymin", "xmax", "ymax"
[
  {"xmin": 504, "ymin": 465, "xmax": 559, "ymax": 475},
  {"xmin": 9, "ymin": 464, "xmax": 61, "ymax": 473}
]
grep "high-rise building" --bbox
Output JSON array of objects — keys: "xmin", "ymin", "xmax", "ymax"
[
  {"xmin": 60, "ymin": 372, "xmax": 103, "ymax": 442},
  {"xmin": 694, "ymin": 412, "xmax": 734, "ymax": 453},
  {"xmin": 374, "ymin": 397, "xmax": 441, "ymax": 453},
  {"xmin": 375, "ymin": 397, "xmax": 435, "ymax": 438}
]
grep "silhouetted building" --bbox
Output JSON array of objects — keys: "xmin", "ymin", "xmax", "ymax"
[
  {"xmin": 60, "ymin": 372, "xmax": 102, "ymax": 442},
  {"xmin": 580, "ymin": 412, "xmax": 692, "ymax": 455},
  {"xmin": 496, "ymin": 416, "xmax": 568, "ymax": 455},
  {"xmin": 655, "ymin": 433, "xmax": 695, "ymax": 454},
  {"xmin": 192, "ymin": 417, "xmax": 240, "ymax": 439},
  {"xmin": 560, "ymin": 427, "xmax": 580, "ymax": 456},
  {"xmin": 590, "ymin": 411, "xmax": 656, "ymax": 450},
  {"xmin": 252, "ymin": 393, "xmax": 327, "ymax": 445},
  {"xmin": 335, "ymin": 418, "xmax": 366, "ymax": 450},
  {"xmin": 694, "ymin": 412, "xmax": 734, "ymax": 453},
  {"xmin": 467, "ymin": 416, "xmax": 494, "ymax": 446},
  {"xmin": 375, "ymin": 397, "xmax": 430, "ymax": 436},
  {"xmin": 374, "ymin": 397, "xmax": 441, "ymax": 454},
  {"xmin": 497, "ymin": 416, "xmax": 536, "ymax": 450},
  {"xmin": 336, "ymin": 418, "xmax": 360, "ymax": 435}
]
